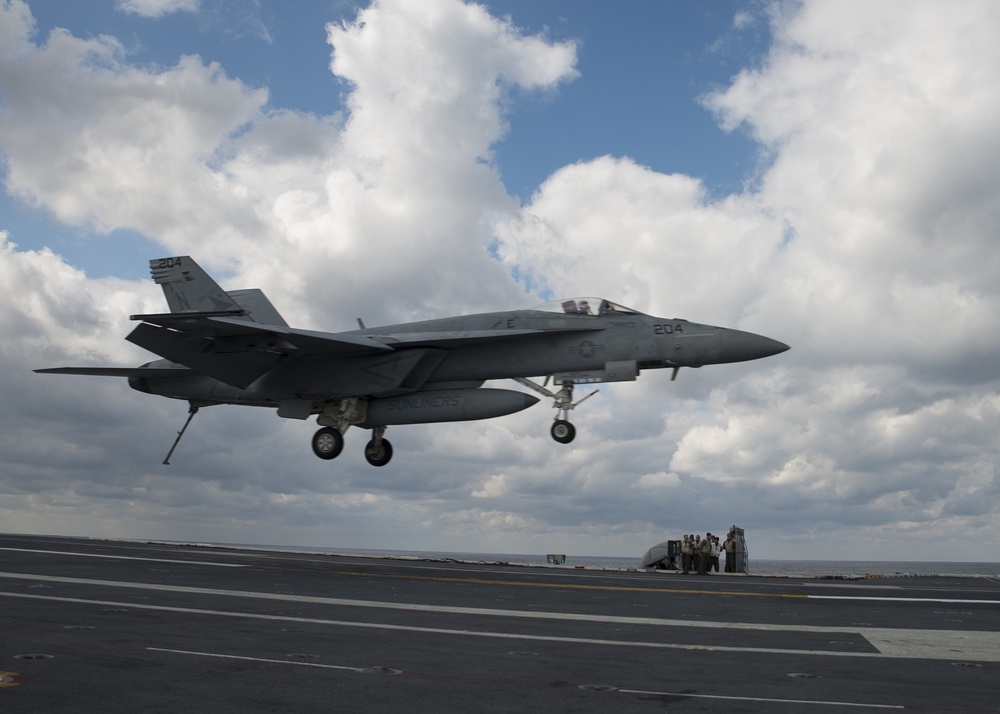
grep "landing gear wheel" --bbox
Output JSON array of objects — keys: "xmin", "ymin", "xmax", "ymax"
[
  {"xmin": 365, "ymin": 438, "xmax": 393, "ymax": 467},
  {"xmin": 551, "ymin": 419, "xmax": 576, "ymax": 444},
  {"xmin": 312, "ymin": 427, "xmax": 344, "ymax": 460}
]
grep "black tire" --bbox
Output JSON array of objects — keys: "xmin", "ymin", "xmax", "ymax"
[
  {"xmin": 550, "ymin": 419, "xmax": 576, "ymax": 444},
  {"xmin": 312, "ymin": 427, "xmax": 344, "ymax": 460},
  {"xmin": 365, "ymin": 438, "xmax": 393, "ymax": 467}
]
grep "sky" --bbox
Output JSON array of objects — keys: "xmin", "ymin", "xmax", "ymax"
[{"xmin": 1, "ymin": 0, "xmax": 998, "ymax": 562}]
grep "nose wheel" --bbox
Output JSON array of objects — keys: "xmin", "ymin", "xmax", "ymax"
[{"xmin": 550, "ymin": 419, "xmax": 576, "ymax": 444}]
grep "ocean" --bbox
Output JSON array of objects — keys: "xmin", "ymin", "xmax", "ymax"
[{"xmin": 214, "ymin": 543, "xmax": 1000, "ymax": 579}]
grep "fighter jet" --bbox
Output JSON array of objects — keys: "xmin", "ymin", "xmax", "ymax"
[{"xmin": 36, "ymin": 256, "xmax": 789, "ymax": 466}]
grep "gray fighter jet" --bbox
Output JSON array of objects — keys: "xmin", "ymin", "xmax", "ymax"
[{"xmin": 36, "ymin": 256, "xmax": 788, "ymax": 466}]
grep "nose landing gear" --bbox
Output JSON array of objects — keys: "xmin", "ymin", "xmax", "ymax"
[{"xmin": 514, "ymin": 378, "xmax": 598, "ymax": 445}]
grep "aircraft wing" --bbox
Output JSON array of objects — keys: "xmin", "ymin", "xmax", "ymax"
[
  {"xmin": 371, "ymin": 326, "xmax": 604, "ymax": 347},
  {"xmin": 33, "ymin": 367, "xmax": 194, "ymax": 377}
]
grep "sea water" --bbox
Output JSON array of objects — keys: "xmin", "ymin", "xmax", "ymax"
[{"xmin": 217, "ymin": 543, "xmax": 1000, "ymax": 578}]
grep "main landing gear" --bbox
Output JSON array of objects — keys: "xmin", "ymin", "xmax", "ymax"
[
  {"xmin": 363, "ymin": 427, "xmax": 393, "ymax": 467},
  {"xmin": 313, "ymin": 426, "xmax": 392, "ymax": 466},
  {"xmin": 513, "ymin": 378, "xmax": 598, "ymax": 445},
  {"xmin": 312, "ymin": 425, "xmax": 394, "ymax": 466},
  {"xmin": 312, "ymin": 399, "xmax": 393, "ymax": 467},
  {"xmin": 311, "ymin": 427, "xmax": 344, "ymax": 460}
]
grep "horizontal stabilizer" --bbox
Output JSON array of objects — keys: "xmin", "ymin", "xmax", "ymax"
[
  {"xmin": 34, "ymin": 367, "xmax": 193, "ymax": 378},
  {"xmin": 126, "ymin": 322, "xmax": 274, "ymax": 388}
]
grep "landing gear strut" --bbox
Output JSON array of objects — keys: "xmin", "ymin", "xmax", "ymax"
[{"xmin": 514, "ymin": 378, "xmax": 598, "ymax": 445}]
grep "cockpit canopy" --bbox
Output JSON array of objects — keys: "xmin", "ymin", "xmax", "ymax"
[{"xmin": 531, "ymin": 298, "xmax": 644, "ymax": 317}]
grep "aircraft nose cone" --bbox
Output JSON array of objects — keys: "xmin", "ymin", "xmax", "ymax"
[{"xmin": 718, "ymin": 329, "xmax": 790, "ymax": 363}]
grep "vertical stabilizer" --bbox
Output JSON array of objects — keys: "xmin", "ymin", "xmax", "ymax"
[{"xmin": 150, "ymin": 257, "xmax": 241, "ymax": 314}]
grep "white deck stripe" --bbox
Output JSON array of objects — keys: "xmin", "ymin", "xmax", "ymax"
[
  {"xmin": 618, "ymin": 687, "xmax": 905, "ymax": 709},
  {"xmin": 148, "ymin": 647, "xmax": 905, "ymax": 709},
  {"xmin": 0, "ymin": 547, "xmax": 247, "ymax": 568},
  {"xmin": 0, "ymin": 589, "xmax": 885, "ymax": 658},
  {"xmin": 147, "ymin": 647, "xmax": 369, "ymax": 672},
  {"xmin": 2, "ymin": 571, "xmax": 998, "ymax": 661}
]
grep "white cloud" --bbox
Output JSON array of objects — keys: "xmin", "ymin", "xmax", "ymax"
[
  {"xmin": 116, "ymin": 0, "xmax": 199, "ymax": 18},
  {"xmin": 0, "ymin": 25, "xmax": 269, "ymax": 264},
  {"xmin": 0, "ymin": 0, "xmax": 589, "ymax": 550},
  {"xmin": 489, "ymin": 0, "xmax": 1000, "ymax": 556},
  {"xmin": 493, "ymin": 155, "xmax": 783, "ymax": 324},
  {"xmin": 1, "ymin": 0, "xmax": 999, "ymax": 560}
]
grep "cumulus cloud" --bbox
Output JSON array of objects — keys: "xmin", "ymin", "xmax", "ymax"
[
  {"xmin": 489, "ymin": 0, "xmax": 1000, "ymax": 557},
  {"xmin": 0, "ymin": 0, "xmax": 998, "ymax": 560},
  {"xmin": 0, "ymin": 0, "xmax": 586, "ymax": 550}
]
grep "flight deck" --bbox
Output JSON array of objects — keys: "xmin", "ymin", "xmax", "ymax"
[{"xmin": 1, "ymin": 533, "xmax": 998, "ymax": 712}]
